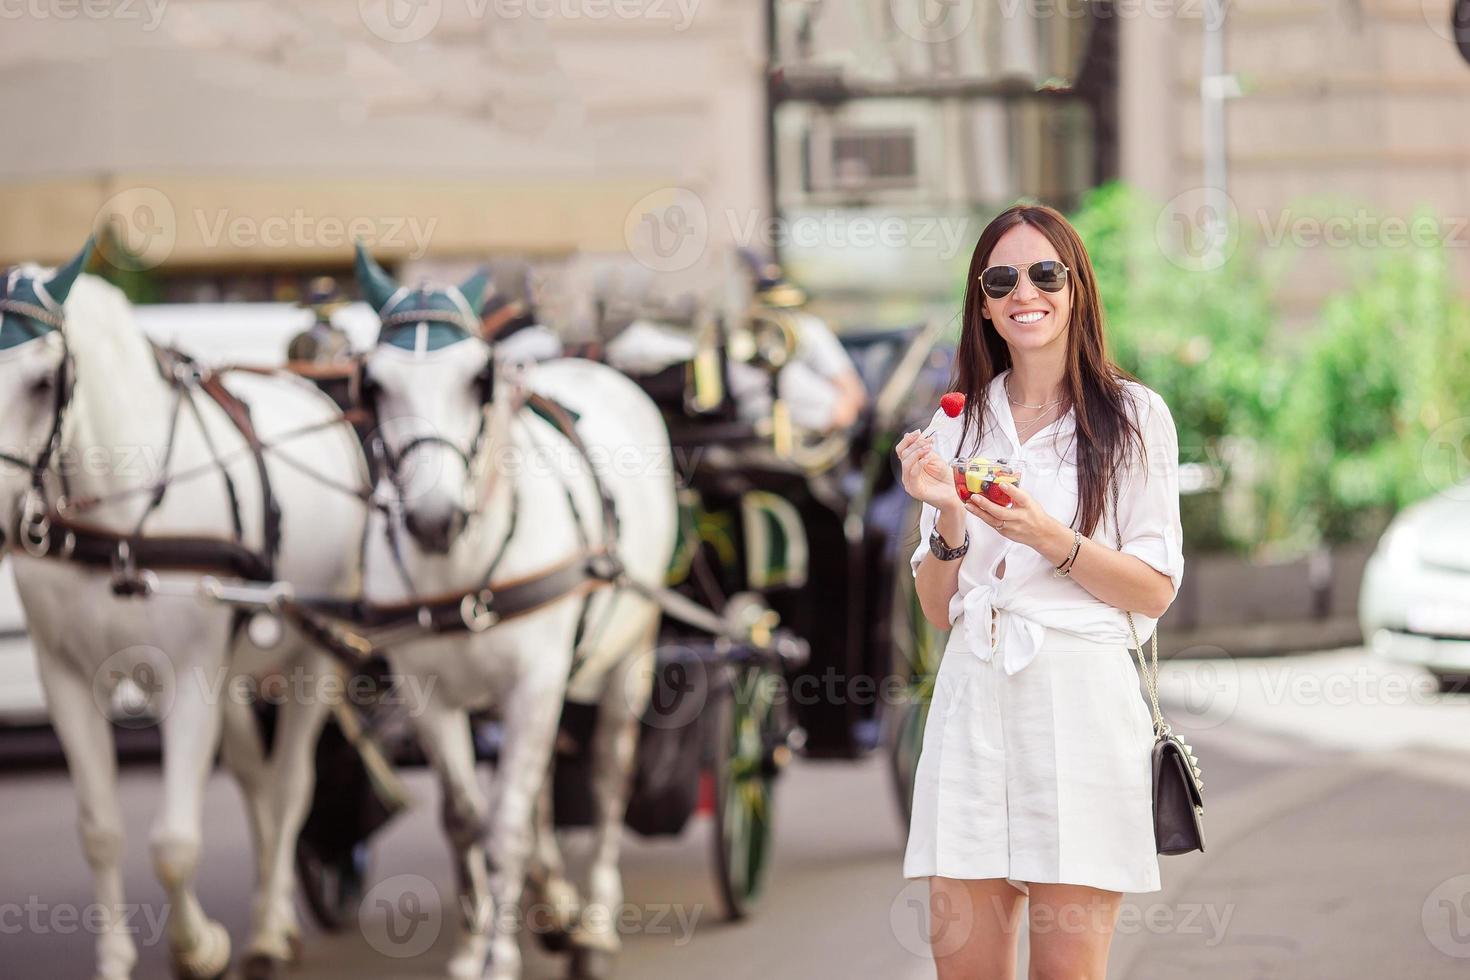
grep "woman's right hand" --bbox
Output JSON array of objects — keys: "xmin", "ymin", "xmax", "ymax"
[{"xmin": 896, "ymin": 430, "xmax": 961, "ymax": 511}]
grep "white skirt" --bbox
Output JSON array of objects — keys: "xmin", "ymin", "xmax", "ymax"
[{"xmin": 902, "ymin": 619, "xmax": 1162, "ymax": 894}]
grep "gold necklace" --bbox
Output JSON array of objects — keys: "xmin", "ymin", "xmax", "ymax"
[{"xmin": 1005, "ymin": 376, "xmax": 1067, "ymax": 411}]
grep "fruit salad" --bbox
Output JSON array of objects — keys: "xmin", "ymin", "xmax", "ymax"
[{"xmin": 951, "ymin": 455, "xmax": 1023, "ymax": 506}]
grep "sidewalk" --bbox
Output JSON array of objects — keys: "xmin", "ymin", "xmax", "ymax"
[{"xmin": 901, "ymin": 648, "xmax": 1470, "ymax": 979}]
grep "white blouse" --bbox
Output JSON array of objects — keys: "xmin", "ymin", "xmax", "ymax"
[{"xmin": 909, "ymin": 369, "xmax": 1186, "ymax": 674}]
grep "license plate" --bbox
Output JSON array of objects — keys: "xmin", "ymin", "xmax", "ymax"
[{"xmin": 1406, "ymin": 603, "xmax": 1470, "ymax": 638}]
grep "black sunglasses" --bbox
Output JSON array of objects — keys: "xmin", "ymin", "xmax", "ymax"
[{"xmin": 978, "ymin": 260, "xmax": 1070, "ymax": 300}]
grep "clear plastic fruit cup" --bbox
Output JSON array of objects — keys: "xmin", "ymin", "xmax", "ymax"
[{"xmin": 950, "ymin": 456, "xmax": 1024, "ymax": 507}]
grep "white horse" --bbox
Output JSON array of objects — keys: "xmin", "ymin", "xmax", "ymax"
[
  {"xmin": 353, "ymin": 246, "xmax": 678, "ymax": 979},
  {"xmin": 0, "ymin": 244, "xmax": 368, "ymax": 980}
]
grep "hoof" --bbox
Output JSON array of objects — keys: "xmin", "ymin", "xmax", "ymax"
[
  {"xmin": 170, "ymin": 921, "xmax": 231, "ymax": 980},
  {"xmin": 94, "ymin": 943, "xmax": 137, "ymax": 980},
  {"xmin": 285, "ymin": 928, "xmax": 304, "ymax": 964},
  {"xmin": 446, "ymin": 936, "xmax": 491, "ymax": 980},
  {"xmin": 536, "ymin": 923, "xmax": 575, "ymax": 954},
  {"xmin": 569, "ymin": 946, "xmax": 616, "ymax": 980},
  {"xmin": 528, "ymin": 876, "xmax": 583, "ymax": 954},
  {"xmin": 239, "ymin": 952, "xmax": 286, "ymax": 980},
  {"xmin": 569, "ymin": 922, "xmax": 621, "ymax": 955}
]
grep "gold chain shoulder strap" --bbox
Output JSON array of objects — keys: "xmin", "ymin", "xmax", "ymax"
[{"xmin": 1112, "ymin": 480, "xmax": 1166, "ymax": 735}]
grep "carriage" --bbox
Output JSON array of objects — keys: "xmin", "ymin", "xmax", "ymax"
[{"xmin": 543, "ymin": 307, "xmax": 957, "ymax": 919}]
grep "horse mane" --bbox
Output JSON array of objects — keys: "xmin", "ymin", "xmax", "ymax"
[{"xmin": 64, "ymin": 274, "xmax": 163, "ymax": 386}]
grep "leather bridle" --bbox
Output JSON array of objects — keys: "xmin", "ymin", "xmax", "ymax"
[
  {"xmin": 0, "ymin": 293, "xmax": 76, "ymax": 557},
  {"xmin": 367, "ymin": 299, "xmax": 500, "ymax": 518}
]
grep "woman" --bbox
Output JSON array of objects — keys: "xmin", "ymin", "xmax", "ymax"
[{"xmin": 895, "ymin": 203, "xmax": 1185, "ymax": 979}]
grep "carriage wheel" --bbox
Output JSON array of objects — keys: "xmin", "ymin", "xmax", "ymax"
[
  {"xmin": 886, "ymin": 508, "xmax": 949, "ymax": 829},
  {"xmin": 709, "ymin": 662, "xmax": 784, "ymax": 920}
]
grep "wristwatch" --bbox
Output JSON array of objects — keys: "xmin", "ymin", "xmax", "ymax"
[{"xmin": 929, "ymin": 526, "xmax": 969, "ymax": 561}]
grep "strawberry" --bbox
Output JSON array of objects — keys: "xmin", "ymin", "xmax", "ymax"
[
  {"xmin": 952, "ymin": 466, "xmax": 972, "ymax": 501},
  {"xmin": 982, "ymin": 481, "xmax": 1013, "ymax": 507},
  {"xmin": 939, "ymin": 392, "xmax": 966, "ymax": 418}
]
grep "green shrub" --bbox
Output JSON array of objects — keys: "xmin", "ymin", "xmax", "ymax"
[
  {"xmin": 1069, "ymin": 182, "xmax": 1288, "ymax": 554},
  {"xmin": 1257, "ymin": 228, "xmax": 1470, "ymax": 548},
  {"xmin": 1067, "ymin": 186, "xmax": 1470, "ymax": 558}
]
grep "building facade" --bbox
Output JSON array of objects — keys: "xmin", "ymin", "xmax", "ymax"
[{"xmin": 2, "ymin": 0, "xmax": 1467, "ymax": 328}]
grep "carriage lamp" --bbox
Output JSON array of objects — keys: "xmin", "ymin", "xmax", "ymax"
[
  {"xmin": 689, "ymin": 344, "xmax": 724, "ymax": 412},
  {"xmin": 771, "ymin": 398, "xmax": 793, "ymax": 458}
]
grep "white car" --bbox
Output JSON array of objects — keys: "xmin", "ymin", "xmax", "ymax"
[{"xmin": 1359, "ymin": 484, "xmax": 1470, "ymax": 692}]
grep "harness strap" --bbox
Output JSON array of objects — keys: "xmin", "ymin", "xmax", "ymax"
[
  {"xmin": 519, "ymin": 391, "xmax": 625, "ymax": 672},
  {"xmin": 524, "ymin": 392, "xmax": 621, "ymax": 546},
  {"xmin": 20, "ymin": 344, "xmax": 299, "ymax": 588},
  {"xmin": 23, "ymin": 514, "xmax": 274, "ymax": 583},
  {"xmin": 197, "ymin": 364, "xmax": 283, "ymax": 573},
  {"xmin": 180, "ymin": 383, "xmax": 246, "ymax": 543},
  {"xmin": 299, "ymin": 547, "xmax": 623, "ymax": 645}
]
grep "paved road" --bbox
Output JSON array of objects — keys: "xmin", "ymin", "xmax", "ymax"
[{"xmin": 4, "ymin": 646, "xmax": 1470, "ymax": 979}]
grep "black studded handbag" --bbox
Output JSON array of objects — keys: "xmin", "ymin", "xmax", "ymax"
[{"xmin": 1112, "ymin": 482, "xmax": 1206, "ymax": 856}]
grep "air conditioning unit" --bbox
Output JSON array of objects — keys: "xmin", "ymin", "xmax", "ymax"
[{"xmin": 804, "ymin": 125, "xmax": 918, "ymax": 194}]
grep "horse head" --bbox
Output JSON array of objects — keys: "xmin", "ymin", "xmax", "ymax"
[
  {"xmin": 356, "ymin": 243, "xmax": 495, "ymax": 555},
  {"xmin": 0, "ymin": 238, "xmax": 92, "ymax": 551}
]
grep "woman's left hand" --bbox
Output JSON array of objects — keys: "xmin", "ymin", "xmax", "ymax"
[{"xmin": 964, "ymin": 481, "xmax": 1063, "ymax": 556}]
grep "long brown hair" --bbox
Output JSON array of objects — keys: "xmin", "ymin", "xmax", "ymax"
[{"xmin": 951, "ymin": 203, "xmax": 1146, "ymax": 538}]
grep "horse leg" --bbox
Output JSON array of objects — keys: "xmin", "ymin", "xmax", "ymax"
[
  {"xmin": 218, "ymin": 686, "xmax": 274, "ymax": 892},
  {"xmin": 573, "ymin": 621, "xmax": 659, "ymax": 972},
  {"xmin": 218, "ymin": 678, "xmax": 303, "ymax": 966},
  {"xmin": 150, "ymin": 645, "xmax": 232, "ymax": 980},
  {"xmin": 483, "ymin": 664, "xmax": 568, "ymax": 980},
  {"xmin": 35, "ymin": 650, "xmax": 137, "ymax": 980},
  {"xmin": 524, "ymin": 762, "xmax": 582, "ymax": 949},
  {"xmin": 411, "ymin": 698, "xmax": 493, "ymax": 979},
  {"xmin": 242, "ymin": 652, "xmax": 330, "ymax": 978}
]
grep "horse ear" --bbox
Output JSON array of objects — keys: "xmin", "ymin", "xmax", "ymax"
[
  {"xmin": 458, "ymin": 267, "xmax": 492, "ymax": 317},
  {"xmin": 355, "ymin": 242, "xmax": 401, "ymax": 313},
  {"xmin": 45, "ymin": 237, "xmax": 94, "ymax": 306}
]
